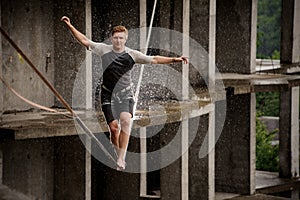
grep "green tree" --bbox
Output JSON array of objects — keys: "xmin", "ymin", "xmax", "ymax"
[
  {"xmin": 256, "ymin": 113, "xmax": 279, "ymax": 172},
  {"xmin": 256, "ymin": 92, "xmax": 280, "ymax": 116},
  {"xmin": 257, "ymin": 0, "xmax": 282, "ymax": 58}
]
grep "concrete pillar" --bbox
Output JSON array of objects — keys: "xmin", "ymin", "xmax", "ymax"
[
  {"xmin": 188, "ymin": 115, "xmax": 210, "ymax": 199},
  {"xmin": 181, "ymin": 1, "xmax": 190, "ymax": 200},
  {"xmin": 85, "ymin": 0, "xmax": 92, "ymax": 109},
  {"xmin": 139, "ymin": 1, "xmax": 147, "ymax": 196},
  {"xmin": 159, "ymin": 0, "xmax": 183, "ymax": 53},
  {"xmin": 2, "ymin": 0, "xmax": 55, "ymax": 110},
  {"xmin": 279, "ymin": 87, "xmax": 299, "ymax": 178},
  {"xmin": 216, "ymin": 0, "xmax": 257, "ymax": 73},
  {"xmin": 85, "ymin": 137, "xmax": 91, "ymax": 200},
  {"xmin": 160, "ymin": 122, "xmax": 182, "ymax": 200},
  {"xmin": 140, "ymin": 127, "xmax": 147, "ymax": 196},
  {"xmin": 85, "ymin": 1, "xmax": 92, "ymax": 198},
  {"xmin": 215, "ymin": 93, "xmax": 256, "ymax": 194},
  {"xmin": 208, "ymin": 1, "xmax": 216, "ymax": 198},
  {"xmin": 0, "ymin": 0, "xmax": 3, "ymax": 121},
  {"xmin": 54, "ymin": 136, "xmax": 86, "ymax": 200},
  {"xmin": 181, "ymin": 118, "xmax": 189, "ymax": 200},
  {"xmin": 1, "ymin": 138, "xmax": 54, "ymax": 200},
  {"xmin": 281, "ymin": 0, "xmax": 300, "ymax": 63},
  {"xmin": 54, "ymin": 0, "xmax": 86, "ymax": 107},
  {"xmin": 91, "ymin": 129, "xmax": 141, "ymax": 200},
  {"xmin": 182, "ymin": 0, "xmax": 190, "ymax": 100}
]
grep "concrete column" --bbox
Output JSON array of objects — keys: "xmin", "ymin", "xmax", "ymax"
[
  {"xmin": 281, "ymin": 0, "xmax": 300, "ymax": 63},
  {"xmin": 215, "ymin": 93, "xmax": 256, "ymax": 194},
  {"xmin": 85, "ymin": 0, "xmax": 92, "ymax": 109},
  {"xmin": 54, "ymin": 136, "xmax": 86, "ymax": 200},
  {"xmin": 216, "ymin": 0, "xmax": 257, "ymax": 73},
  {"xmin": 2, "ymin": 0, "xmax": 55, "ymax": 110},
  {"xmin": 181, "ymin": 118, "xmax": 189, "ymax": 200},
  {"xmin": 54, "ymin": 0, "xmax": 86, "ymax": 107},
  {"xmin": 182, "ymin": 0, "xmax": 189, "ymax": 100},
  {"xmin": 139, "ymin": 1, "xmax": 147, "ymax": 196},
  {"xmin": 188, "ymin": 115, "xmax": 210, "ymax": 199},
  {"xmin": 279, "ymin": 87, "xmax": 299, "ymax": 178},
  {"xmin": 181, "ymin": 1, "xmax": 190, "ymax": 200},
  {"xmin": 0, "ymin": 0, "xmax": 3, "ymax": 121},
  {"xmin": 140, "ymin": 127, "xmax": 147, "ymax": 196},
  {"xmin": 160, "ymin": 122, "xmax": 182, "ymax": 200},
  {"xmin": 90, "ymin": 129, "xmax": 141, "ymax": 200},
  {"xmin": 250, "ymin": 93, "xmax": 256, "ymax": 194},
  {"xmin": 1, "ymin": 138, "xmax": 54, "ymax": 200},
  {"xmin": 85, "ymin": 137, "xmax": 91, "ymax": 200},
  {"xmin": 208, "ymin": 0, "xmax": 216, "ymax": 199},
  {"xmin": 85, "ymin": 2, "xmax": 92, "ymax": 199}
]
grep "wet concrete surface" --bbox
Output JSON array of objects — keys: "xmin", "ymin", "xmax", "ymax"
[{"xmin": 0, "ymin": 98, "xmax": 213, "ymax": 139}]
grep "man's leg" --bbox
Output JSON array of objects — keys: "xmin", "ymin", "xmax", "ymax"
[
  {"xmin": 117, "ymin": 112, "xmax": 132, "ymax": 169},
  {"xmin": 108, "ymin": 119, "xmax": 120, "ymax": 148}
]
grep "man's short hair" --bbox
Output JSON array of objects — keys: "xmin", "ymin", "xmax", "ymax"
[{"xmin": 111, "ymin": 25, "xmax": 128, "ymax": 38}]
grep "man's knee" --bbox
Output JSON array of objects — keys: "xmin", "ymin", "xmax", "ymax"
[
  {"xmin": 109, "ymin": 121, "xmax": 119, "ymax": 134},
  {"xmin": 120, "ymin": 118, "xmax": 131, "ymax": 135},
  {"xmin": 120, "ymin": 119, "xmax": 131, "ymax": 128}
]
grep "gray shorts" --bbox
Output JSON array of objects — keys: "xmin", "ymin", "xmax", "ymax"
[{"xmin": 101, "ymin": 89, "xmax": 135, "ymax": 123}]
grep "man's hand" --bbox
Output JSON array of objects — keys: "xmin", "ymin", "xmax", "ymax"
[
  {"xmin": 60, "ymin": 16, "xmax": 89, "ymax": 48},
  {"xmin": 61, "ymin": 16, "xmax": 71, "ymax": 25},
  {"xmin": 174, "ymin": 56, "xmax": 189, "ymax": 64}
]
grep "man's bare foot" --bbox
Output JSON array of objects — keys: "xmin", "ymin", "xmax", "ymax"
[{"xmin": 116, "ymin": 159, "xmax": 126, "ymax": 171}]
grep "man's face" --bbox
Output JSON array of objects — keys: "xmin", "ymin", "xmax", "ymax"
[{"xmin": 111, "ymin": 32, "xmax": 127, "ymax": 51}]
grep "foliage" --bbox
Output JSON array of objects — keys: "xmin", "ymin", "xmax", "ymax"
[
  {"xmin": 257, "ymin": 0, "xmax": 282, "ymax": 59},
  {"xmin": 256, "ymin": 112, "xmax": 279, "ymax": 172},
  {"xmin": 256, "ymin": 92, "xmax": 280, "ymax": 116}
]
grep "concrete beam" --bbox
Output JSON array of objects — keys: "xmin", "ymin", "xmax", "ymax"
[{"xmin": 281, "ymin": 0, "xmax": 300, "ymax": 63}]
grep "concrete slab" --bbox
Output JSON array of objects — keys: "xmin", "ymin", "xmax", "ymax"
[
  {"xmin": 215, "ymin": 192, "xmax": 240, "ymax": 200},
  {"xmin": 0, "ymin": 99, "xmax": 213, "ymax": 140},
  {"xmin": 220, "ymin": 73, "xmax": 300, "ymax": 94},
  {"xmin": 256, "ymin": 171, "xmax": 300, "ymax": 194},
  {"xmin": 225, "ymin": 194, "xmax": 289, "ymax": 200},
  {"xmin": 216, "ymin": 192, "xmax": 290, "ymax": 200}
]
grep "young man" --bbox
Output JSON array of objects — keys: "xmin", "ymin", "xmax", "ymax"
[{"xmin": 61, "ymin": 16, "xmax": 188, "ymax": 170}]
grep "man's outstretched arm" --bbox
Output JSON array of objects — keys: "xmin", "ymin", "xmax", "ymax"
[
  {"xmin": 61, "ymin": 16, "xmax": 89, "ymax": 48},
  {"xmin": 151, "ymin": 55, "xmax": 189, "ymax": 64}
]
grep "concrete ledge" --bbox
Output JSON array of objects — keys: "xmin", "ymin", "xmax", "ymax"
[
  {"xmin": 0, "ymin": 99, "xmax": 213, "ymax": 140},
  {"xmin": 221, "ymin": 73, "xmax": 300, "ymax": 94},
  {"xmin": 256, "ymin": 171, "xmax": 300, "ymax": 194},
  {"xmin": 140, "ymin": 195, "xmax": 161, "ymax": 199},
  {"xmin": 225, "ymin": 194, "xmax": 290, "ymax": 200}
]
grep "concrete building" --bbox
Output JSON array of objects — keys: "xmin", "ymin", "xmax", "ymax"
[{"xmin": 0, "ymin": 0, "xmax": 300, "ymax": 199}]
